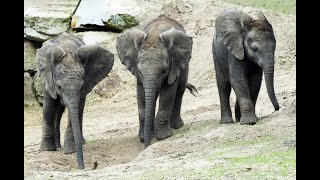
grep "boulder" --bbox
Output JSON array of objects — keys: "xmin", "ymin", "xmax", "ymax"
[
  {"xmin": 24, "ymin": 72, "xmax": 37, "ymax": 106},
  {"xmin": 74, "ymin": 31, "xmax": 117, "ymax": 52},
  {"xmin": 24, "ymin": 0, "xmax": 80, "ymax": 42},
  {"xmin": 72, "ymin": 0, "xmax": 140, "ymax": 32},
  {"xmin": 24, "ymin": 39, "xmax": 40, "ymax": 72},
  {"xmin": 93, "ymin": 74, "xmax": 121, "ymax": 98},
  {"xmin": 33, "ymin": 72, "xmax": 44, "ymax": 105}
]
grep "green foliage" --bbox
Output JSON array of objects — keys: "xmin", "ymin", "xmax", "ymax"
[
  {"xmin": 106, "ymin": 14, "xmax": 139, "ymax": 31},
  {"xmin": 166, "ymin": 0, "xmax": 176, "ymax": 5},
  {"xmin": 127, "ymin": 131, "xmax": 296, "ymax": 179},
  {"xmin": 222, "ymin": 0, "xmax": 296, "ymax": 14}
]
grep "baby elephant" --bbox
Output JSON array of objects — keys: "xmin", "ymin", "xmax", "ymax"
[
  {"xmin": 212, "ymin": 8, "xmax": 279, "ymax": 125},
  {"xmin": 36, "ymin": 32, "xmax": 114, "ymax": 169},
  {"xmin": 116, "ymin": 15, "xmax": 198, "ymax": 148}
]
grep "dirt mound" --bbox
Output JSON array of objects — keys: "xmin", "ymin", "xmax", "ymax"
[{"xmin": 24, "ymin": 0, "xmax": 296, "ymax": 179}]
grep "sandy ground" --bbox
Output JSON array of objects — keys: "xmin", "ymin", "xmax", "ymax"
[{"xmin": 24, "ymin": 0, "xmax": 296, "ymax": 179}]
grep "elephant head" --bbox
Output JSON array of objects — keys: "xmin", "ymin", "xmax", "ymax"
[
  {"xmin": 116, "ymin": 27, "xmax": 193, "ymax": 147},
  {"xmin": 215, "ymin": 8, "xmax": 279, "ymax": 111},
  {"xmin": 36, "ymin": 32, "xmax": 114, "ymax": 169}
]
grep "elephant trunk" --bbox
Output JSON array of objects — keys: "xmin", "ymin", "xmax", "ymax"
[
  {"xmin": 66, "ymin": 95, "xmax": 84, "ymax": 169},
  {"xmin": 263, "ymin": 64, "xmax": 279, "ymax": 111},
  {"xmin": 143, "ymin": 80, "xmax": 158, "ymax": 148}
]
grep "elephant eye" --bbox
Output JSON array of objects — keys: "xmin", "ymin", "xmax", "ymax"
[
  {"xmin": 252, "ymin": 46, "xmax": 258, "ymax": 52},
  {"xmin": 56, "ymin": 84, "xmax": 62, "ymax": 90}
]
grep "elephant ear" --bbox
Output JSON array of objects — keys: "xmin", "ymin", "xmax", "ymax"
[
  {"xmin": 76, "ymin": 43, "xmax": 114, "ymax": 96},
  {"xmin": 36, "ymin": 42, "xmax": 60, "ymax": 99},
  {"xmin": 116, "ymin": 29, "xmax": 147, "ymax": 77},
  {"xmin": 159, "ymin": 28, "xmax": 193, "ymax": 85},
  {"xmin": 245, "ymin": 9, "xmax": 267, "ymax": 21},
  {"xmin": 51, "ymin": 44, "xmax": 66, "ymax": 63},
  {"xmin": 215, "ymin": 11, "xmax": 245, "ymax": 60}
]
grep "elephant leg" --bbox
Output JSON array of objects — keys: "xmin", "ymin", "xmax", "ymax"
[
  {"xmin": 229, "ymin": 61, "xmax": 258, "ymax": 125},
  {"xmin": 235, "ymin": 70, "xmax": 262, "ymax": 122},
  {"xmin": 54, "ymin": 103, "xmax": 65, "ymax": 148},
  {"xmin": 79, "ymin": 97, "xmax": 86, "ymax": 144},
  {"xmin": 64, "ymin": 117, "xmax": 76, "ymax": 154},
  {"xmin": 155, "ymin": 82, "xmax": 177, "ymax": 140},
  {"xmin": 40, "ymin": 91, "xmax": 59, "ymax": 151},
  {"xmin": 216, "ymin": 69, "xmax": 233, "ymax": 124},
  {"xmin": 248, "ymin": 71, "xmax": 263, "ymax": 115},
  {"xmin": 235, "ymin": 98, "xmax": 240, "ymax": 122},
  {"xmin": 170, "ymin": 80, "xmax": 186, "ymax": 129}
]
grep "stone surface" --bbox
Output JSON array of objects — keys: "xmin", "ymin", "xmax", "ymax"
[
  {"xmin": 33, "ymin": 72, "xmax": 44, "ymax": 105},
  {"xmin": 72, "ymin": 0, "xmax": 140, "ymax": 32},
  {"xmin": 24, "ymin": 72, "xmax": 38, "ymax": 106},
  {"xmin": 93, "ymin": 74, "xmax": 122, "ymax": 98},
  {"xmin": 74, "ymin": 31, "xmax": 118, "ymax": 58},
  {"xmin": 24, "ymin": 40, "xmax": 40, "ymax": 72},
  {"xmin": 24, "ymin": 0, "xmax": 80, "ymax": 42}
]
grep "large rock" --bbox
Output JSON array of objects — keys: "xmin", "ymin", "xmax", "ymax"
[
  {"xmin": 24, "ymin": 72, "xmax": 37, "ymax": 106},
  {"xmin": 93, "ymin": 74, "xmax": 121, "ymax": 98},
  {"xmin": 72, "ymin": 0, "xmax": 140, "ymax": 32},
  {"xmin": 33, "ymin": 72, "xmax": 44, "ymax": 105},
  {"xmin": 74, "ymin": 31, "xmax": 117, "ymax": 52},
  {"xmin": 24, "ymin": 0, "xmax": 80, "ymax": 42},
  {"xmin": 24, "ymin": 39, "xmax": 40, "ymax": 72}
]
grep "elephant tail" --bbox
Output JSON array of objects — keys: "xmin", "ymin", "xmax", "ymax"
[{"xmin": 186, "ymin": 83, "xmax": 200, "ymax": 97}]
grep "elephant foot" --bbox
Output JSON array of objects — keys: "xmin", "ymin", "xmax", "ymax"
[
  {"xmin": 138, "ymin": 129, "xmax": 155, "ymax": 142},
  {"xmin": 219, "ymin": 116, "xmax": 234, "ymax": 124},
  {"xmin": 64, "ymin": 140, "xmax": 76, "ymax": 154},
  {"xmin": 55, "ymin": 141, "xmax": 62, "ymax": 149},
  {"xmin": 155, "ymin": 126, "xmax": 174, "ymax": 140},
  {"xmin": 239, "ymin": 114, "xmax": 259, "ymax": 125},
  {"xmin": 55, "ymin": 136, "xmax": 61, "ymax": 148},
  {"xmin": 170, "ymin": 117, "xmax": 184, "ymax": 129},
  {"xmin": 40, "ymin": 138, "xmax": 57, "ymax": 151},
  {"xmin": 64, "ymin": 137, "xmax": 85, "ymax": 154},
  {"xmin": 235, "ymin": 117, "xmax": 240, "ymax": 122},
  {"xmin": 82, "ymin": 136, "xmax": 86, "ymax": 144},
  {"xmin": 138, "ymin": 129, "xmax": 144, "ymax": 142},
  {"xmin": 235, "ymin": 112, "xmax": 241, "ymax": 122}
]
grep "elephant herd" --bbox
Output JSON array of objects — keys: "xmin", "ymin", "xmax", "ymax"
[{"xmin": 35, "ymin": 8, "xmax": 280, "ymax": 169}]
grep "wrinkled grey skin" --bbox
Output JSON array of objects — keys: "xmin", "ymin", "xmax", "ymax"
[
  {"xmin": 36, "ymin": 32, "xmax": 114, "ymax": 169},
  {"xmin": 116, "ymin": 16, "xmax": 197, "ymax": 148},
  {"xmin": 212, "ymin": 8, "xmax": 279, "ymax": 125}
]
